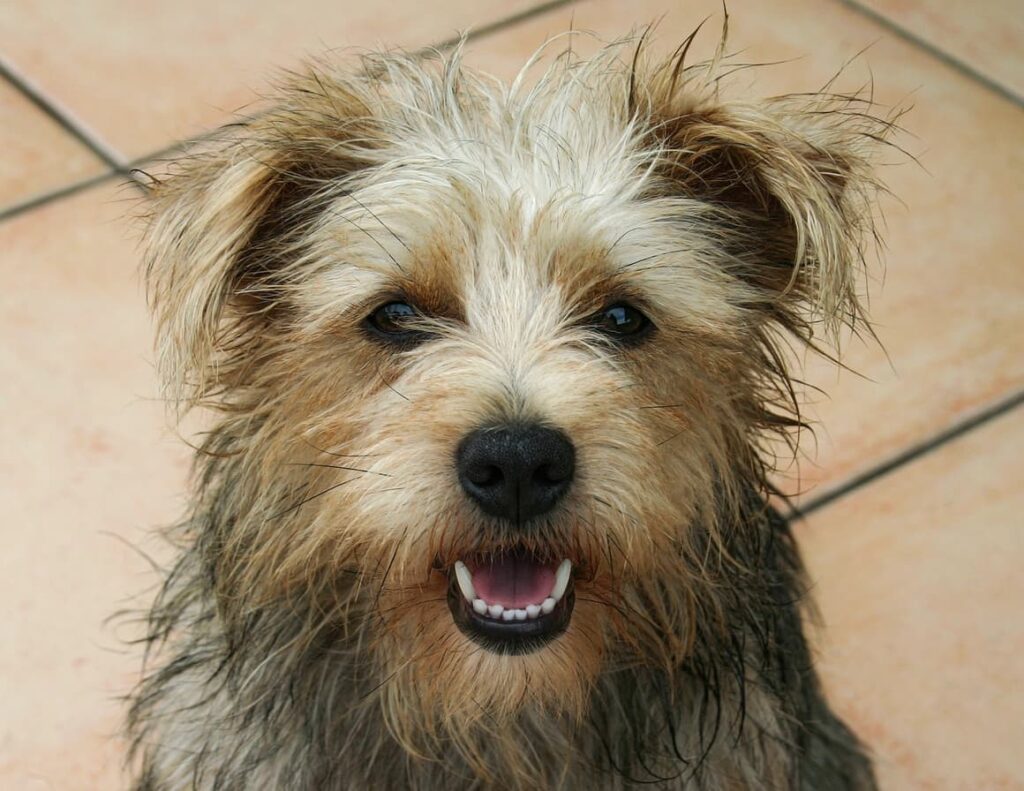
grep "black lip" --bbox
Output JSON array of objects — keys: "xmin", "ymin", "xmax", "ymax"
[{"xmin": 446, "ymin": 575, "xmax": 574, "ymax": 656}]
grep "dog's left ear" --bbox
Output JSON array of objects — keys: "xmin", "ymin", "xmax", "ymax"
[
  {"xmin": 639, "ymin": 67, "xmax": 890, "ymax": 344},
  {"xmin": 141, "ymin": 70, "xmax": 381, "ymax": 406}
]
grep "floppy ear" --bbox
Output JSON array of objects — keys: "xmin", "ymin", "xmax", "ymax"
[
  {"xmin": 639, "ymin": 62, "xmax": 893, "ymax": 346},
  {"xmin": 141, "ymin": 69, "xmax": 380, "ymax": 406}
]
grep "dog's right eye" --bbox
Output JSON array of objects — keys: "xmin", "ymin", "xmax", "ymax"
[{"xmin": 366, "ymin": 301, "xmax": 425, "ymax": 343}]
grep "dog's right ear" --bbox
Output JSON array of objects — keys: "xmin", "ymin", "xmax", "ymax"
[{"xmin": 141, "ymin": 70, "xmax": 381, "ymax": 408}]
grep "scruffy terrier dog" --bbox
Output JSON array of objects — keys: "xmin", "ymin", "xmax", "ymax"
[{"xmin": 128, "ymin": 28, "xmax": 893, "ymax": 790}]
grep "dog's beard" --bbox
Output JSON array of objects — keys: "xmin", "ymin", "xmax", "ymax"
[
  {"xmin": 362, "ymin": 537, "xmax": 706, "ymax": 788},
  {"xmin": 372, "ymin": 575, "xmax": 604, "ymax": 786}
]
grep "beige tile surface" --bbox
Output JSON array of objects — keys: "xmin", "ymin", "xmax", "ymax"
[
  {"xmin": 796, "ymin": 407, "xmax": 1024, "ymax": 789},
  {"xmin": 0, "ymin": 78, "xmax": 108, "ymax": 212},
  {"xmin": 861, "ymin": 0, "xmax": 1024, "ymax": 99},
  {"xmin": 460, "ymin": 0, "xmax": 1024, "ymax": 500},
  {"xmin": 0, "ymin": 184, "xmax": 189, "ymax": 789},
  {"xmin": 0, "ymin": 0, "xmax": 546, "ymax": 161}
]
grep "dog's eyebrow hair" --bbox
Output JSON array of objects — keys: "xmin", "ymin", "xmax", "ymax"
[
  {"xmin": 348, "ymin": 193, "xmax": 412, "ymax": 254},
  {"xmin": 606, "ymin": 225, "xmax": 649, "ymax": 254},
  {"xmin": 326, "ymin": 202, "xmax": 407, "ymax": 274},
  {"xmin": 619, "ymin": 247, "xmax": 693, "ymax": 270}
]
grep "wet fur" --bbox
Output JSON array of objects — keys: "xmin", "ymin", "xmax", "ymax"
[{"xmin": 127, "ymin": 28, "xmax": 896, "ymax": 790}]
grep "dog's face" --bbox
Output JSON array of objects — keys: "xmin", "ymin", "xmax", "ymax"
[{"xmin": 144, "ymin": 43, "xmax": 882, "ymax": 751}]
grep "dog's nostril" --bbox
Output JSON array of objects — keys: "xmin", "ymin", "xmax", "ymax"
[
  {"xmin": 534, "ymin": 463, "xmax": 567, "ymax": 486},
  {"xmin": 468, "ymin": 464, "xmax": 502, "ymax": 487},
  {"xmin": 456, "ymin": 424, "xmax": 575, "ymax": 523}
]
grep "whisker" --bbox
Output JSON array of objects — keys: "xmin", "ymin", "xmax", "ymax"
[
  {"xmin": 268, "ymin": 477, "xmax": 360, "ymax": 520},
  {"xmin": 378, "ymin": 368, "xmax": 411, "ymax": 402},
  {"xmin": 301, "ymin": 438, "xmax": 381, "ymax": 459},
  {"xmin": 287, "ymin": 462, "xmax": 392, "ymax": 477}
]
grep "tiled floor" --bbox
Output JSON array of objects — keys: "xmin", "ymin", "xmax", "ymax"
[{"xmin": 1, "ymin": 1, "xmax": 1021, "ymax": 788}]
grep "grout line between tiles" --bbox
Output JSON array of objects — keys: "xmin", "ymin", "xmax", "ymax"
[
  {"xmin": 0, "ymin": 170, "xmax": 123, "ymax": 223},
  {"xmin": 433, "ymin": 0, "xmax": 583, "ymax": 51},
  {"xmin": 790, "ymin": 388, "xmax": 1024, "ymax": 520},
  {"xmin": 2, "ymin": 0, "xmax": 585, "ymax": 211},
  {"xmin": 0, "ymin": 55, "xmax": 130, "ymax": 171},
  {"xmin": 832, "ymin": 0, "xmax": 1024, "ymax": 110}
]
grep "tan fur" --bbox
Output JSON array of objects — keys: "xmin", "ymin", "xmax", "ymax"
[{"xmin": 128, "ymin": 28, "xmax": 898, "ymax": 790}]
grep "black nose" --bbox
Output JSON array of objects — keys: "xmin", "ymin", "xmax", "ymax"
[{"xmin": 456, "ymin": 424, "xmax": 575, "ymax": 523}]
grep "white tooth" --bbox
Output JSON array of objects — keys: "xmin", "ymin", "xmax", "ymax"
[
  {"xmin": 540, "ymin": 597, "xmax": 556, "ymax": 615},
  {"xmin": 488, "ymin": 604, "xmax": 503, "ymax": 619},
  {"xmin": 502, "ymin": 609, "xmax": 515, "ymax": 621},
  {"xmin": 454, "ymin": 561, "xmax": 476, "ymax": 601},
  {"xmin": 526, "ymin": 604, "xmax": 541, "ymax": 619},
  {"xmin": 514, "ymin": 609, "xmax": 527, "ymax": 621},
  {"xmin": 551, "ymin": 559, "xmax": 572, "ymax": 601},
  {"xmin": 472, "ymin": 598, "xmax": 487, "ymax": 615}
]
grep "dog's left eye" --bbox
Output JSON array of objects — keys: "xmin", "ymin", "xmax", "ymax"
[
  {"xmin": 366, "ymin": 301, "xmax": 424, "ymax": 341},
  {"xmin": 594, "ymin": 303, "xmax": 652, "ymax": 341}
]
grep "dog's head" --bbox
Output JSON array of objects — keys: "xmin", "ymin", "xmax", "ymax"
[{"xmin": 144, "ymin": 37, "xmax": 887, "ymax": 772}]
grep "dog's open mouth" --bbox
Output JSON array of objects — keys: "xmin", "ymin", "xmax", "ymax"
[{"xmin": 447, "ymin": 549, "xmax": 574, "ymax": 654}]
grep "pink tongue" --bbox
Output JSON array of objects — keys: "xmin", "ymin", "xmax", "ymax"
[{"xmin": 469, "ymin": 556, "xmax": 556, "ymax": 608}]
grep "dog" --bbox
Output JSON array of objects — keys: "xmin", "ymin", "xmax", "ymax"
[{"xmin": 127, "ymin": 29, "xmax": 894, "ymax": 790}]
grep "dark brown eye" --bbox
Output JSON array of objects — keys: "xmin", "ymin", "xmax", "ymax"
[
  {"xmin": 594, "ymin": 303, "xmax": 652, "ymax": 342},
  {"xmin": 366, "ymin": 301, "xmax": 426, "ymax": 344}
]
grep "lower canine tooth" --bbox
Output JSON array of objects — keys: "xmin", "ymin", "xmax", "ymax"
[
  {"xmin": 526, "ymin": 604, "xmax": 541, "ymax": 619},
  {"xmin": 472, "ymin": 599, "xmax": 487, "ymax": 615},
  {"xmin": 540, "ymin": 597, "xmax": 555, "ymax": 615},
  {"xmin": 488, "ymin": 604, "xmax": 503, "ymax": 619}
]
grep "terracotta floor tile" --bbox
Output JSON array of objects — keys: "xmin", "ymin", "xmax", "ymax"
[
  {"xmin": 461, "ymin": 0, "xmax": 1024, "ymax": 501},
  {"xmin": 794, "ymin": 407, "xmax": 1024, "ymax": 789},
  {"xmin": 0, "ymin": 0, "xmax": 545, "ymax": 162},
  {"xmin": 859, "ymin": 0, "xmax": 1024, "ymax": 100},
  {"xmin": 0, "ymin": 184, "xmax": 190, "ymax": 789},
  {"xmin": 0, "ymin": 78, "xmax": 108, "ymax": 212},
  {"xmin": 4, "ymin": 4, "xmax": 1022, "ymax": 787}
]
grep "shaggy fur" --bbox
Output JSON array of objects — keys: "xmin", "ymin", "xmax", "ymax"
[{"xmin": 127, "ymin": 27, "xmax": 897, "ymax": 790}]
